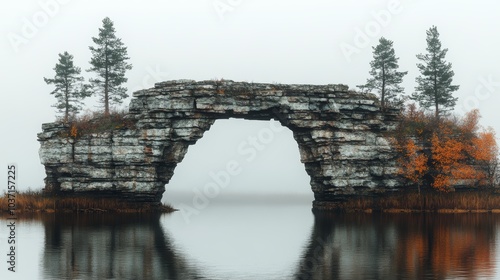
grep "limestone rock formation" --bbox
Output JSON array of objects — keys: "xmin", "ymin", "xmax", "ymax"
[{"xmin": 38, "ymin": 80, "xmax": 400, "ymax": 209}]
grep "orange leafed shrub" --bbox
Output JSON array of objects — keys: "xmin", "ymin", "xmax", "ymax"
[
  {"xmin": 472, "ymin": 130, "xmax": 498, "ymax": 162},
  {"xmin": 471, "ymin": 130, "xmax": 499, "ymax": 186},
  {"xmin": 70, "ymin": 125, "xmax": 78, "ymax": 138},
  {"xmin": 431, "ymin": 134, "xmax": 464, "ymax": 168},
  {"xmin": 430, "ymin": 133, "xmax": 467, "ymax": 191},
  {"xmin": 397, "ymin": 139, "xmax": 428, "ymax": 191}
]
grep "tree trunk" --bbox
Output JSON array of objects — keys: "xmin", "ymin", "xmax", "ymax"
[
  {"xmin": 104, "ymin": 50, "xmax": 110, "ymax": 116},
  {"xmin": 104, "ymin": 67, "xmax": 109, "ymax": 116},
  {"xmin": 434, "ymin": 74, "xmax": 439, "ymax": 120},
  {"xmin": 104, "ymin": 86, "xmax": 109, "ymax": 116},
  {"xmin": 65, "ymin": 83, "xmax": 69, "ymax": 122},
  {"xmin": 381, "ymin": 65, "xmax": 386, "ymax": 111}
]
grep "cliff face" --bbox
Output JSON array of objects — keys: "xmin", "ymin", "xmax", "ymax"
[{"xmin": 38, "ymin": 80, "xmax": 400, "ymax": 208}]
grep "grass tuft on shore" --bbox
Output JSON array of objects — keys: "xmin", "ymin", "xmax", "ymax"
[{"xmin": 0, "ymin": 190, "xmax": 176, "ymax": 214}]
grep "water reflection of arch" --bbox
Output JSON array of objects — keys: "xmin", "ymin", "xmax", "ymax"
[
  {"xmin": 41, "ymin": 213, "xmax": 202, "ymax": 280},
  {"xmin": 295, "ymin": 213, "xmax": 498, "ymax": 280}
]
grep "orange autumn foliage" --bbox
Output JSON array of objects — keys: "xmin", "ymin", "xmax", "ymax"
[
  {"xmin": 472, "ymin": 130, "xmax": 498, "ymax": 162},
  {"xmin": 430, "ymin": 132, "xmax": 478, "ymax": 191},
  {"xmin": 70, "ymin": 125, "xmax": 78, "ymax": 138},
  {"xmin": 395, "ymin": 106, "xmax": 499, "ymax": 191},
  {"xmin": 397, "ymin": 139, "xmax": 428, "ymax": 191},
  {"xmin": 472, "ymin": 129, "xmax": 499, "ymax": 186}
]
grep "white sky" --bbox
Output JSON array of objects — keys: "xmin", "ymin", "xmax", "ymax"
[{"xmin": 1, "ymin": 0, "xmax": 499, "ymax": 201}]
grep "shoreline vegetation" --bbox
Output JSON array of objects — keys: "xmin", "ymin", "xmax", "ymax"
[
  {"xmin": 0, "ymin": 190, "xmax": 176, "ymax": 215},
  {"xmin": 321, "ymin": 190, "xmax": 500, "ymax": 213}
]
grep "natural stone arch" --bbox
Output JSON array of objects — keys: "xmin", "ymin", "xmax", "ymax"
[{"xmin": 38, "ymin": 80, "xmax": 399, "ymax": 210}]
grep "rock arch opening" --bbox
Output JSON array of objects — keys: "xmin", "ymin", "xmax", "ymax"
[{"xmin": 163, "ymin": 118, "xmax": 312, "ymax": 206}]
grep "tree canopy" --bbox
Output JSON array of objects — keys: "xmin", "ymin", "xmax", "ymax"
[
  {"xmin": 87, "ymin": 17, "xmax": 132, "ymax": 115},
  {"xmin": 359, "ymin": 37, "xmax": 407, "ymax": 111},
  {"xmin": 44, "ymin": 51, "xmax": 90, "ymax": 122},
  {"xmin": 411, "ymin": 26, "xmax": 459, "ymax": 118}
]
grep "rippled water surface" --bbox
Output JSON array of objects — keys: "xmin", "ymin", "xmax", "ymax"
[{"xmin": 2, "ymin": 202, "xmax": 500, "ymax": 279}]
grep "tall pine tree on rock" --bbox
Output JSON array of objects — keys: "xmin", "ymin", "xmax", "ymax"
[
  {"xmin": 44, "ymin": 52, "xmax": 90, "ymax": 122},
  {"xmin": 88, "ymin": 17, "xmax": 132, "ymax": 116},
  {"xmin": 412, "ymin": 26, "xmax": 459, "ymax": 118},
  {"xmin": 359, "ymin": 37, "xmax": 407, "ymax": 111}
]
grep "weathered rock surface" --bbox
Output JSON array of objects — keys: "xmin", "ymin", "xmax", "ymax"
[{"xmin": 38, "ymin": 80, "xmax": 400, "ymax": 208}]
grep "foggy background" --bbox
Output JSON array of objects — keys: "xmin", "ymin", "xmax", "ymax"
[{"xmin": 1, "ymin": 0, "xmax": 499, "ymax": 205}]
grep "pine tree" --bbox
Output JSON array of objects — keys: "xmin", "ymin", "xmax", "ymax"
[
  {"xmin": 412, "ymin": 26, "xmax": 459, "ymax": 118},
  {"xmin": 87, "ymin": 17, "xmax": 132, "ymax": 115},
  {"xmin": 44, "ymin": 52, "xmax": 90, "ymax": 122},
  {"xmin": 359, "ymin": 37, "xmax": 407, "ymax": 111}
]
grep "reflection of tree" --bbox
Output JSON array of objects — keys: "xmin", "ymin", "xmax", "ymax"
[
  {"xmin": 395, "ymin": 214, "xmax": 496, "ymax": 279},
  {"xmin": 296, "ymin": 213, "xmax": 497, "ymax": 280},
  {"xmin": 295, "ymin": 213, "xmax": 341, "ymax": 280},
  {"xmin": 41, "ymin": 213, "xmax": 203, "ymax": 280}
]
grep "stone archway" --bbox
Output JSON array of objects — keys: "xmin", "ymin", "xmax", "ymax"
[{"xmin": 38, "ymin": 80, "xmax": 399, "ymax": 210}]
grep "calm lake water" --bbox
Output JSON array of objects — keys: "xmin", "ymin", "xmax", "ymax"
[{"xmin": 2, "ymin": 200, "xmax": 500, "ymax": 279}]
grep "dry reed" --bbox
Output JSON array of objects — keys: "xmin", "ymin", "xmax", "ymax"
[
  {"xmin": 0, "ymin": 190, "xmax": 175, "ymax": 214},
  {"xmin": 331, "ymin": 190, "xmax": 500, "ymax": 213}
]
